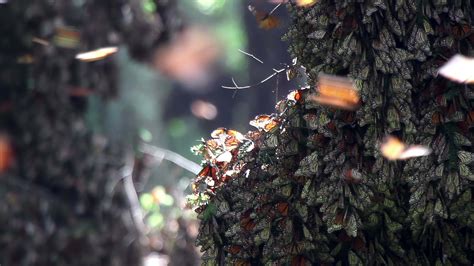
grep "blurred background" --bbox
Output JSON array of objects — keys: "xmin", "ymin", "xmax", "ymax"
[
  {"xmin": 117, "ymin": 1, "xmax": 304, "ymax": 264},
  {"xmin": 0, "ymin": 0, "xmax": 304, "ymax": 265}
]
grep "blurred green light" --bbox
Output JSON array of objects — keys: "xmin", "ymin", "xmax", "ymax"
[
  {"xmin": 196, "ymin": 0, "xmax": 225, "ymax": 14},
  {"xmin": 139, "ymin": 128, "xmax": 153, "ymax": 142}
]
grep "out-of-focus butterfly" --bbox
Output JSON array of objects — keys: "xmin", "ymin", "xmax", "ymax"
[
  {"xmin": 311, "ymin": 73, "xmax": 360, "ymax": 110},
  {"xmin": 76, "ymin": 47, "xmax": 118, "ymax": 62},
  {"xmin": 191, "ymin": 100, "xmax": 217, "ymax": 120},
  {"xmin": 380, "ymin": 136, "xmax": 431, "ymax": 160},
  {"xmin": 249, "ymin": 114, "xmax": 280, "ymax": 132},
  {"xmin": 248, "ymin": 5, "xmax": 280, "ymax": 30},
  {"xmin": 53, "ymin": 27, "xmax": 80, "ymax": 48},
  {"xmin": 438, "ymin": 54, "xmax": 474, "ymax": 84},
  {"xmin": 153, "ymin": 27, "xmax": 221, "ymax": 87},
  {"xmin": 268, "ymin": 0, "xmax": 317, "ymax": 7}
]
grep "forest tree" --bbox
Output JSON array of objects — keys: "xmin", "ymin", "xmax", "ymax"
[{"xmin": 193, "ymin": 1, "xmax": 474, "ymax": 265}]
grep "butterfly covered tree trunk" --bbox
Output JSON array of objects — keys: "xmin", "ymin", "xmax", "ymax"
[
  {"xmin": 0, "ymin": 0, "xmax": 180, "ymax": 265},
  {"xmin": 194, "ymin": 1, "xmax": 474, "ymax": 265}
]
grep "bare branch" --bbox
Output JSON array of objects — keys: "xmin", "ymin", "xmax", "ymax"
[
  {"xmin": 268, "ymin": 3, "xmax": 282, "ymax": 15},
  {"xmin": 121, "ymin": 163, "xmax": 147, "ymax": 234},
  {"xmin": 238, "ymin": 49, "xmax": 264, "ymax": 64},
  {"xmin": 222, "ymin": 68, "xmax": 285, "ymax": 90},
  {"xmin": 140, "ymin": 143, "xmax": 201, "ymax": 175}
]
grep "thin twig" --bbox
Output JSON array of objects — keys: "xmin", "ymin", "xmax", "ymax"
[
  {"xmin": 238, "ymin": 49, "xmax": 264, "ymax": 64},
  {"xmin": 231, "ymin": 77, "xmax": 240, "ymax": 98},
  {"xmin": 222, "ymin": 68, "xmax": 285, "ymax": 90},
  {"xmin": 122, "ymin": 163, "xmax": 147, "ymax": 234},
  {"xmin": 268, "ymin": 3, "xmax": 282, "ymax": 15},
  {"xmin": 275, "ymin": 71, "xmax": 280, "ymax": 104},
  {"xmin": 140, "ymin": 143, "xmax": 201, "ymax": 175}
]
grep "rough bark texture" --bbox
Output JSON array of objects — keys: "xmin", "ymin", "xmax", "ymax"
[
  {"xmin": 194, "ymin": 1, "xmax": 474, "ymax": 265},
  {"xmin": 0, "ymin": 0, "xmax": 180, "ymax": 265}
]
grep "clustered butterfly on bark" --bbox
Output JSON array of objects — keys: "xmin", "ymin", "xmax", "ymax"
[{"xmin": 192, "ymin": 0, "xmax": 474, "ymax": 265}]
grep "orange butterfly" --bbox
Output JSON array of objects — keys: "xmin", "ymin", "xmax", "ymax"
[
  {"xmin": 0, "ymin": 134, "xmax": 13, "ymax": 173},
  {"xmin": 211, "ymin": 127, "xmax": 245, "ymax": 150},
  {"xmin": 249, "ymin": 115, "xmax": 280, "ymax": 132},
  {"xmin": 380, "ymin": 136, "xmax": 431, "ymax": 160},
  {"xmin": 287, "ymin": 89, "xmax": 304, "ymax": 103},
  {"xmin": 311, "ymin": 73, "xmax": 360, "ymax": 110},
  {"xmin": 269, "ymin": 0, "xmax": 317, "ymax": 7},
  {"xmin": 248, "ymin": 5, "xmax": 280, "ymax": 30},
  {"xmin": 53, "ymin": 27, "xmax": 80, "ymax": 48},
  {"xmin": 197, "ymin": 164, "xmax": 218, "ymax": 181}
]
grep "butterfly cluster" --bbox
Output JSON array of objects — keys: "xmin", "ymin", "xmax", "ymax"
[{"xmin": 194, "ymin": 0, "xmax": 474, "ymax": 265}]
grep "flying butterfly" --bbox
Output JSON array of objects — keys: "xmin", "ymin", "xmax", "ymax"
[
  {"xmin": 248, "ymin": 5, "xmax": 280, "ymax": 30},
  {"xmin": 76, "ymin": 47, "xmax": 118, "ymax": 62},
  {"xmin": 53, "ymin": 27, "xmax": 80, "ymax": 48},
  {"xmin": 380, "ymin": 136, "xmax": 432, "ymax": 160},
  {"xmin": 311, "ymin": 73, "xmax": 360, "ymax": 110},
  {"xmin": 268, "ymin": 0, "xmax": 317, "ymax": 7},
  {"xmin": 249, "ymin": 114, "xmax": 280, "ymax": 132},
  {"xmin": 438, "ymin": 54, "xmax": 474, "ymax": 84}
]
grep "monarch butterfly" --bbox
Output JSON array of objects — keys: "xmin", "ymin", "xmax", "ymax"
[
  {"xmin": 269, "ymin": 0, "xmax": 317, "ymax": 7},
  {"xmin": 276, "ymin": 202, "xmax": 289, "ymax": 216},
  {"xmin": 438, "ymin": 54, "xmax": 474, "ymax": 84},
  {"xmin": 287, "ymin": 89, "xmax": 304, "ymax": 103},
  {"xmin": 240, "ymin": 216, "xmax": 256, "ymax": 231},
  {"xmin": 248, "ymin": 5, "xmax": 280, "ymax": 30},
  {"xmin": 249, "ymin": 115, "xmax": 280, "ymax": 132},
  {"xmin": 197, "ymin": 164, "xmax": 218, "ymax": 180},
  {"xmin": 291, "ymin": 256, "xmax": 310, "ymax": 266},
  {"xmin": 380, "ymin": 136, "xmax": 431, "ymax": 160},
  {"xmin": 75, "ymin": 47, "xmax": 118, "ymax": 62},
  {"xmin": 343, "ymin": 169, "xmax": 362, "ymax": 184},
  {"xmin": 210, "ymin": 127, "xmax": 245, "ymax": 150},
  {"xmin": 215, "ymin": 151, "xmax": 233, "ymax": 163},
  {"xmin": 227, "ymin": 245, "xmax": 242, "ymax": 255},
  {"xmin": 311, "ymin": 73, "xmax": 360, "ymax": 110},
  {"xmin": 53, "ymin": 27, "xmax": 80, "ymax": 48},
  {"xmin": 0, "ymin": 134, "xmax": 13, "ymax": 173},
  {"xmin": 465, "ymin": 111, "xmax": 474, "ymax": 127},
  {"xmin": 451, "ymin": 24, "xmax": 472, "ymax": 40},
  {"xmin": 211, "ymin": 127, "xmax": 244, "ymax": 140}
]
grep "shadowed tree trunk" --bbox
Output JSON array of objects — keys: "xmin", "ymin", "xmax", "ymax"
[
  {"xmin": 194, "ymin": 1, "xmax": 474, "ymax": 265},
  {"xmin": 0, "ymin": 0, "xmax": 180, "ymax": 265}
]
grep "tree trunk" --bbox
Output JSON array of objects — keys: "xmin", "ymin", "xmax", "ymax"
[
  {"xmin": 194, "ymin": 1, "xmax": 474, "ymax": 265},
  {"xmin": 0, "ymin": 0, "xmax": 180, "ymax": 265}
]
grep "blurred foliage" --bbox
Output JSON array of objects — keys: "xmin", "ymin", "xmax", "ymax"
[
  {"xmin": 140, "ymin": 186, "xmax": 174, "ymax": 229},
  {"xmin": 180, "ymin": 0, "xmax": 248, "ymax": 74}
]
